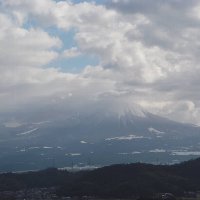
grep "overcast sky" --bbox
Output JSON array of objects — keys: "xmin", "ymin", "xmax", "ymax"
[{"xmin": 0, "ymin": 0, "xmax": 200, "ymax": 124}]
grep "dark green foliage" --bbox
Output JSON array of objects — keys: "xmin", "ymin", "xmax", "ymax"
[{"xmin": 1, "ymin": 159, "xmax": 200, "ymax": 198}]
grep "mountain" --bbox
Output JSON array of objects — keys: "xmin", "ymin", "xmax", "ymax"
[{"xmin": 0, "ymin": 100, "xmax": 200, "ymax": 171}]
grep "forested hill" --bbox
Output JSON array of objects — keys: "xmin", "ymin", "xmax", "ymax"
[{"xmin": 1, "ymin": 158, "xmax": 200, "ymax": 198}]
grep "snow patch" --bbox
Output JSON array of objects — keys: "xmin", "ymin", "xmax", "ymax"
[
  {"xmin": 118, "ymin": 152, "xmax": 129, "ymax": 155},
  {"xmin": 105, "ymin": 135, "xmax": 149, "ymax": 141},
  {"xmin": 43, "ymin": 146, "xmax": 53, "ymax": 149},
  {"xmin": 118, "ymin": 151, "xmax": 141, "ymax": 155},
  {"xmin": 149, "ymin": 149, "xmax": 166, "ymax": 153},
  {"xmin": 17, "ymin": 128, "xmax": 38, "ymax": 136},
  {"xmin": 80, "ymin": 141, "xmax": 87, "ymax": 144},
  {"xmin": 171, "ymin": 151, "xmax": 200, "ymax": 156},
  {"xmin": 132, "ymin": 151, "xmax": 141, "ymax": 154},
  {"xmin": 28, "ymin": 147, "xmax": 40, "ymax": 150},
  {"xmin": 65, "ymin": 153, "xmax": 81, "ymax": 156},
  {"xmin": 148, "ymin": 127, "xmax": 165, "ymax": 135},
  {"xmin": 32, "ymin": 121, "xmax": 50, "ymax": 125}
]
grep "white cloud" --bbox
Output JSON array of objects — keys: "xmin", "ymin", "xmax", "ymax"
[
  {"xmin": 1, "ymin": 0, "xmax": 200, "ymax": 124},
  {"xmin": 62, "ymin": 47, "xmax": 81, "ymax": 59}
]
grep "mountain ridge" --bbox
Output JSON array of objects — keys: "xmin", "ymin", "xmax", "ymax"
[{"xmin": 1, "ymin": 158, "xmax": 200, "ymax": 198}]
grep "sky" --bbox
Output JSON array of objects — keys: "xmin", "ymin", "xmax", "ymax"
[{"xmin": 0, "ymin": 0, "xmax": 200, "ymax": 124}]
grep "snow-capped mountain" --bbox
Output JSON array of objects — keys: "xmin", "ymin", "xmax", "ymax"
[{"xmin": 0, "ymin": 100, "xmax": 200, "ymax": 171}]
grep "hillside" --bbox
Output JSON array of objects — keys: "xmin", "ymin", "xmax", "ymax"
[{"xmin": 1, "ymin": 158, "xmax": 200, "ymax": 198}]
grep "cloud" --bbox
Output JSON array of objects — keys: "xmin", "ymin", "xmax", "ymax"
[
  {"xmin": 61, "ymin": 47, "xmax": 81, "ymax": 59},
  {"xmin": 0, "ymin": 0, "xmax": 200, "ymax": 124}
]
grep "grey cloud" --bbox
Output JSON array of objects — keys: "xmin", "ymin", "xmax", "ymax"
[{"xmin": 107, "ymin": 0, "xmax": 197, "ymax": 16}]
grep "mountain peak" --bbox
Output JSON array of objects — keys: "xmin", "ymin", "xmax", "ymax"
[{"xmin": 79, "ymin": 98, "xmax": 147, "ymax": 119}]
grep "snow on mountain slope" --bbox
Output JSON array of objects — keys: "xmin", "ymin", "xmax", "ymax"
[
  {"xmin": 148, "ymin": 127, "xmax": 165, "ymax": 135},
  {"xmin": 105, "ymin": 135, "xmax": 150, "ymax": 141},
  {"xmin": 17, "ymin": 128, "xmax": 38, "ymax": 136}
]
